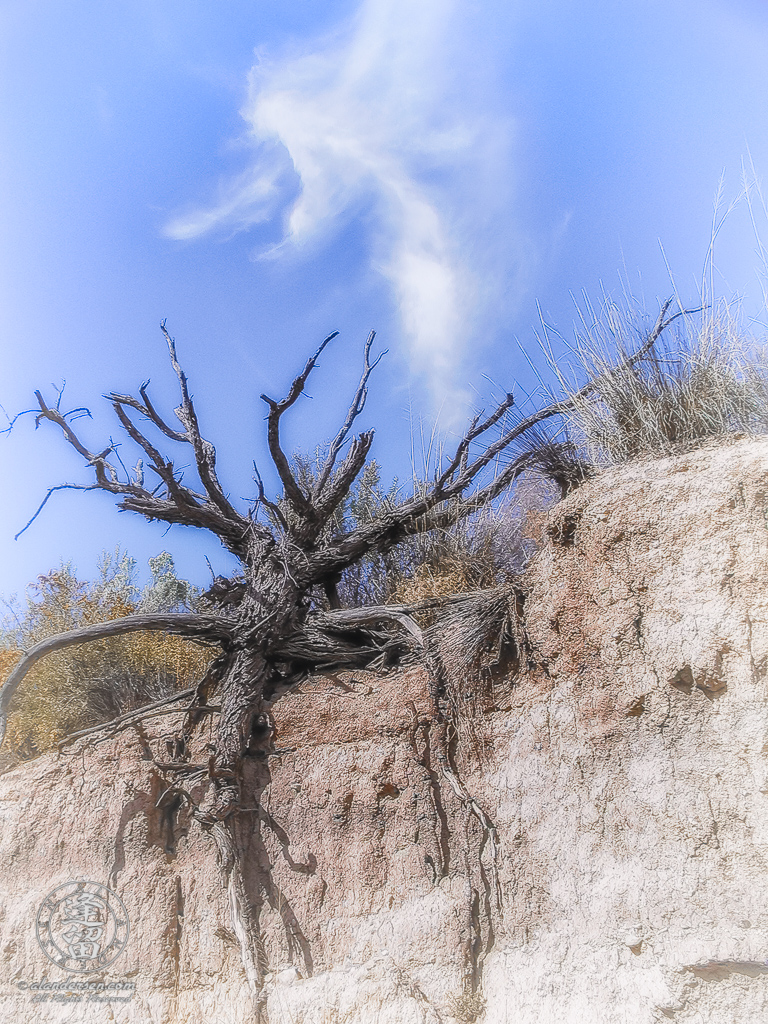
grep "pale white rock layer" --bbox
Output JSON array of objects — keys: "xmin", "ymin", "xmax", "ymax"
[{"xmin": 0, "ymin": 436, "xmax": 766, "ymax": 1023}]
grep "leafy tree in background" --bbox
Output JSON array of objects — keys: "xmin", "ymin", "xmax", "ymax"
[{"xmin": 0, "ymin": 550, "xmax": 210, "ymax": 761}]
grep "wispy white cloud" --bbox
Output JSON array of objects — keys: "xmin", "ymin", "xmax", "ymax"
[
  {"xmin": 165, "ymin": 149, "xmax": 288, "ymax": 240},
  {"xmin": 165, "ymin": 0, "xmax": 524, "ymax": 405}
]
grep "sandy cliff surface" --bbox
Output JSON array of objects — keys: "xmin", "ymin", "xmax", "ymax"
[{"xmin": 1, "ymin": 436, "xmax": 767, "ymax": 1023}]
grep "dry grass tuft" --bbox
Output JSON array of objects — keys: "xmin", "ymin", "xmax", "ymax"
[
  {"xmin": 426, "ymin": 585, "xmax": 525, "ymax": 752},
  {"xmin": 548, "ymin": 301, "xmax": 768, "ymax": 465}
]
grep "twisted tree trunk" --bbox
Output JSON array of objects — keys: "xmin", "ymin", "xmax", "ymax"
[{"xmin": 0, "ymin": 302, "xmax": 690, "ymax": 1003}]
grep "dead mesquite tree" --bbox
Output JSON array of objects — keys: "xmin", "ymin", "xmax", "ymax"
[{"xmin": 0, "ymin": 300, "xmax": 687, "ymax": 992}]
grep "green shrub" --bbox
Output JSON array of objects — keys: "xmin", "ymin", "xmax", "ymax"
[{"xmin": 286, "ymin": 455, "xmax": 556, "ymax": 608}]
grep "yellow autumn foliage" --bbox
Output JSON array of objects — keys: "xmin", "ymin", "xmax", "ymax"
[{"xmin": 0, "ymin": 552, "xmax": 215, "ymax": 765}]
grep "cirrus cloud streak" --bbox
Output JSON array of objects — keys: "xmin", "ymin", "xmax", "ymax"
[{"xmin": 165, "ymin": 0, "xmax": 525, "ymax": 404}]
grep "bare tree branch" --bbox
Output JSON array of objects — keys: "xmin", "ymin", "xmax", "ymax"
[
  {"xmin": 0, "ymin": 405, "xmax": 40, "ymax": 435},
  {"xmin": 110, "ymin": 399, "xmax": 195, "ymax": 505},
  {"xmin": 273, "ymin": 590, "xmax": 509, "ymax": 670},
  {"xmin": 32, "ymin": 391, "xmax": 127, "ymax": 491},
  {"xmin": 57, "ymin": 687, "xmax": 198, "ymax": 750},
  {"xmin": 313, "ymin": 331, "xmax": 385, "ymax": 496},
  {"xmin": 301, "ymin": 300, "xmax": 690, "ymax": 584},
  {"xmin": 105, "ymin": 383, "xmax": 187, "ymax": 444},
  {"xmin": 302, "ymin": 450, "xmax": 538, "ymax": 585},
  {"xmin": 416, "ymin": 300, "xmax": 686, "ymax": 508},
  {"xmin": 28, "ymin": 397, "xmax": 250, "ymax": 550},
  {"xmin": 314, "ymin": 605, "xmax": 424, "ymax": 645},
  {"xmin": 311, "ymin": 430, "xmax": 375, "ymax": 532},
  {"xmin": 0, "ymin": 613, "xmax": 233, "ymax": 747},
  {"xmin": 435, "ymin": 394, "xmax": 515, "ymax": 492},
  {"xmin": 26, "ymin": 371, "xmax": 260, "ymax": 557},
  {"xmin": 15, "ymin": 483, "xmax": 101, "ymax": 540},
  {"xmin": 260, "ymin": 330, "xmax": 339, "ymax": 513},
  {"xmin": 158, "ymin": 323, "xmax": 246, "ymax": 526},
  {"xmin": 252, "ymin": 462, "xmax": 288, "ymax": 530},
  {"xmin": 138, "ymin": 380, "xmax": 187, "ymax": 442}
]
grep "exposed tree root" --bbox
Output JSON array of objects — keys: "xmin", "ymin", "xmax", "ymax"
[{"xmin": 3, "ymin": 306, "xmax": 693, "ymax": 1006}]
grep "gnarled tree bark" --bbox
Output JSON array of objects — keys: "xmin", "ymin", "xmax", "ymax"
[{"xmin": 1, "ymin": 300, "xmax": 689, "ymax": 1003}]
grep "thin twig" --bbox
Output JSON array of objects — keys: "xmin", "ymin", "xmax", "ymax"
[{"xmin": 15, "ymin": 484, "xmax": 101, "ymax": 540}]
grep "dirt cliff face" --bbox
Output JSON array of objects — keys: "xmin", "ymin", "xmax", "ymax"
[{"xmin": 1, "ymin": 436, "xmax": 768, "ymax": 1024}]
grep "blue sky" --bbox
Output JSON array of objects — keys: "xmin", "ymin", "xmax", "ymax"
[{"xmin": 2, "ymin": 0, "xmax": 768, "ymax": 597}]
